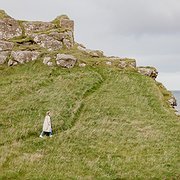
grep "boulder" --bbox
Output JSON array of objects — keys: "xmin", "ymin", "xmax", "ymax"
[
  {"xmin": 138, "ymin": 67, "xmax": 158, "ymax": 79},
  {"xmin": 23, "ymin": 21, "xmax": 55, "ymax": 36},
  {"xmin": 0, "ymin": 51, "xmax": 10, "ymax": 64},
  {"xmin": 56, "ymin": 54, "xmax": 77, "ymax": 68},
  {"xmin": 33, "ymin": 34, "xmax": 63, "ymax": 51},
  {"xmin": 10, "ymin": 51, "xmax": 40, "ymax": 64},
  {"xmin": 0, "ymin": 40, "xmax": 14, "ymax": 51},
  {"xmin": 0, "ymin": 10, "xmax": 22, "ymax": 40}
]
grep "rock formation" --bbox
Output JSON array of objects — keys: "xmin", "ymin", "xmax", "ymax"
[
  {"xmin": 0, "ymin": 10, "xmax": 74, "ymax": 66},
  {"xmin": 137, "ymin": 67, "xmax": 158, "ymax": 79}
]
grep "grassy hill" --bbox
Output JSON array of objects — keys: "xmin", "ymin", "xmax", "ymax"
[{"xmin": 0, "ymin": 55, "xmax": 180, "ymax": 179}]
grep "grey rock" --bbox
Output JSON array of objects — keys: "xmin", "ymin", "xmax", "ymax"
[
  {"xmin": 11, "ymin": 51, "xmax": 40, "ymax": 64},
  {"xmin": 138, "ymin": 67, "xmax": 158, "ymax": 79},
  {"xmin": 47, "ymin": 61, "xmax": 53, "ymax": 66},
  {"xmin": 49, "ymin": 31, "xmax": 65, "ymax": 41},
  {"xmin": 79, "ymin": 63, "xmax": 86, "ymax": 67},
  {"xmin": 23, "ymin": 21, "xmax": 55, "ymax": 36},
  {"xmin": 56, "ymin": 54, "xmax": 77, "ymax": 68},
  {"xmin": 60, "ymin": 19, "xmax": 74, "ymax": 31},
  {"xmin": 8, "ymin": 59, "xmax": 17, "ymax": 66},
  {"xmin": 0, "ymin": 51, "xmax": 10, "ymax": 64},
  {"xmin": 118, "ymin": 60, "xmax": 136, "ymax": 68},
  {"xmin": 0, "ymin": 16, "xmax": 22, "ymax": 40},
  {"xmin": 33, "ymin": 34, "xmax": 63, "ymax": 51},
  {"xmin": 0, "ymin": 40, "xmax": 14, "ymax": 51},
  {"xmin": 77, "ymin": 46, "xmax": 104, "ymax": 58},
  {"xmin": 168, "ymin": 96, "xmax": 177, "ymax": 107},
  {"xmin": 62, "ymin": 31, "xmax": 74, "ymax": 48},
  {"xmin": 106, "ymin": 61, "xmax": 112, "ymax": 66},
  {"xmin": 43, "ymin": 57, "xmax": 53, "ymax": 66}
]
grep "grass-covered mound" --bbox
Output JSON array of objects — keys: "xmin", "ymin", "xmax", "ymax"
[{"xmin": 0, "ymin": 60, "xmax": 179, "ymax": 179}]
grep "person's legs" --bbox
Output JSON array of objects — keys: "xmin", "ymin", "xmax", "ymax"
[
  {"xmin": 40, "ymin": 131, "xmax": 45, "ymax": 138},
  {"xmin": 50, "ymin": 129, "xmax": 52, "ymax": 137}
]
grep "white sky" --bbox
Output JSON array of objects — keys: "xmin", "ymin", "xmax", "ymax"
[{"xmin": 0, "ymin": 0, "xmax": 180, "ymax": 90}]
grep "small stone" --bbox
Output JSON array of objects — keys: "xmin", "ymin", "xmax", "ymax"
[
  {"xmin": 8, "ymin": 59, "xmax": 14, "ymax": 66},
  {"xmin": 79, "ymin": 63, "xmax": 86, "ymax": 67},
  {"xmin": 106, "ymin": 61, "xmax": 112, "ymax": 66},
  {"xmin": 47, "ymin": 61, "xmax": 53, "ymax": 66},
  {"xmin": 43, "ymin": 57, "xmax": 51, "ymax": 65},
  {"xmin": 43, "ymin": 57, "xmax": 53, "ymax": 66}
]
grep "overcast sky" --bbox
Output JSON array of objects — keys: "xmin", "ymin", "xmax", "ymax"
[{"xmin": 0, "ymin": 0, "xmax": 180, "ymax": 90}]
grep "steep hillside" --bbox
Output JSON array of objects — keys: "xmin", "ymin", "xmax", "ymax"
[
  {"xmin": 0, "ymin": 60, "xmax": 179, "ymax": 179},
  {"xmin": 0, "ymin": 10, "xmax": 180, "ymax": 179}
]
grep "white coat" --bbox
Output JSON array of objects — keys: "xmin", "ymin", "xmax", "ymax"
[{"xmin": 43, "ymin": 115, "xmax": 51, "ymax": 132}]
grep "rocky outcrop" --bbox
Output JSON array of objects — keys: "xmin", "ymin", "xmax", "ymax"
[
  {"xmin": 56, "ymin": 54, "xmax": 77, "ymax": 68},
  {"xmin": 137, "ymin": 67, "xmax": 158, "ymax": 79},
  {"xmin": 0, "ymin": 10, "xmax": 22, "ymax": 40},
  {"xmin": 0, "ymin": 10, "xmax": 75, "ymax": 66}
]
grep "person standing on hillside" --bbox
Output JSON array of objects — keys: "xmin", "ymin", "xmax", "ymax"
[{"xmin": 40, "ymin": 111, "xmax": 52, "ymax": 138}]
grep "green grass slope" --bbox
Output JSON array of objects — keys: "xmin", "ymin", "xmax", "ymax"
[{"xmin": 0, "ymin": 61, "xmax": 179, "ymax": 179}]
